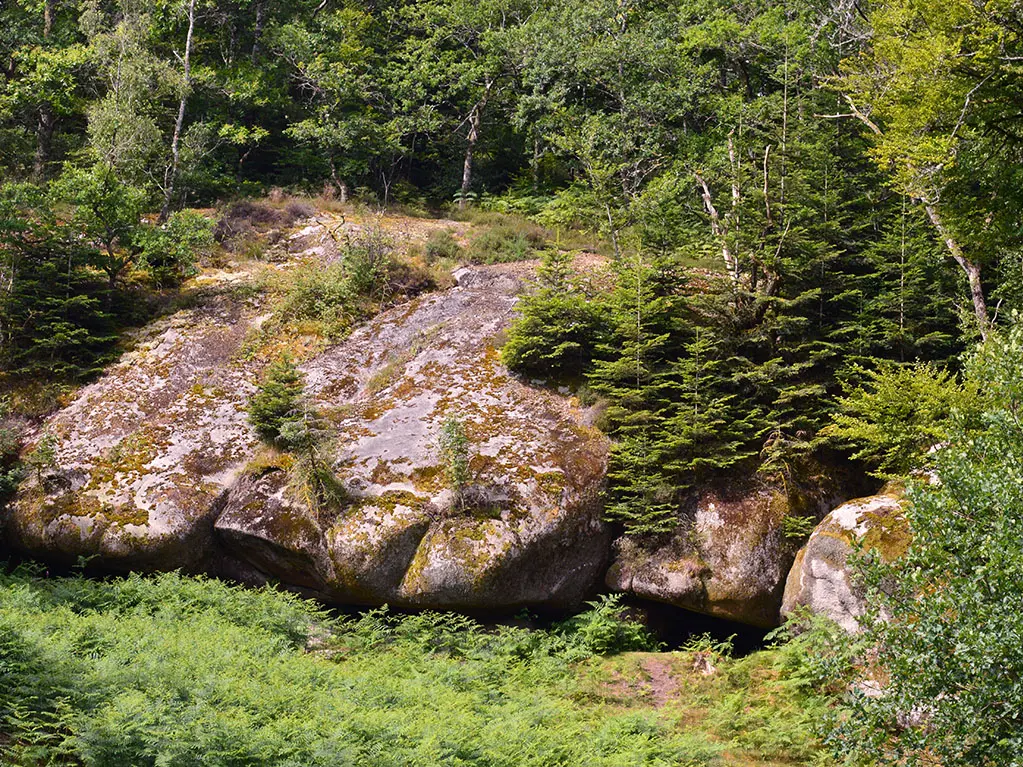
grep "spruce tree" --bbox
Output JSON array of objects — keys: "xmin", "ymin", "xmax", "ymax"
[
  {"xmin": 0, "ymin": 188, "xmax": 116, "ymax": 381},
  {"xmin": 502, "ymin": 248, "xmax": 605, "ymax": 379},
  {"xmin": 589, "ymin": 250, "xmax": 685, "ymax": 534},
  {"xmin": 249, "ymin": 357, "xmax": 306, "ymax": 449}
]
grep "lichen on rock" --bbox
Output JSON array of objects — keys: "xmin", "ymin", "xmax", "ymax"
[
  {"xmin": 5, "ymin": 293, "xmax": 267, "ymax": 571},
  {"xmin": 781, "ymin": 484, "xmax": 910, "ymax": 632},
  {"xmin": 230, "ymin": 264, "xmax": 613, "ymax": 609},
  {"xmin": 3, "ymin": 231, "xmax": 611, "ymax": 612},
  {"xmin": 606, "ymin": 471, "xmax": 854, "ymax": 628}
]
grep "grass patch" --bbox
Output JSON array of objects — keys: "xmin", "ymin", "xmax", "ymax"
[
  {"xmin": 457, "ymin": 212, "xmax": 550, "ymax": 264},
  {"xmin": 242, "ymin": 228, "xmax": 436, "ymax": 361}
]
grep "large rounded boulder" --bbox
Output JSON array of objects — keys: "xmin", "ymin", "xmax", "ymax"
[
  {"xmin": 217, "ymin": 266, "xmax": 611, "ymax": 609},
  {"xmin": 5, "ymin": 293, "xmax": 265, "ymax": 571},
  {"xmin": 4, "ymin": 259, "xmax": 611, "ymax": 610},
  {"xmin": 606, "ymin": 473, "xmax": 853, "ymax": 628},
  {"xmin": 781, "ymin": 485, "xmax": 910, "ymax": 632}
]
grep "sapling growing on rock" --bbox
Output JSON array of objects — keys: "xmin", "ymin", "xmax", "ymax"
[
  {"xmin": 24, "ymin": 433, "xmax": 58, "ymax": 482},
  {"xmin": 439, "ymin": 414, "xmax": 471, "ymax": 511},
  {"xmin": 249, "ymin": 356, "xmax": 305, "ymax": 449},
  {"xmin": 249, "ymin": 356, "xmax": 345, "ymax": 514}
]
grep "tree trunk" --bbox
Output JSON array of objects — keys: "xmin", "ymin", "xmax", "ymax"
[
  {"xmin": 459, "ymin": 116, "xmax": 478, "ymax": 210},
  {"xmin": 459, "ymin": 81, "xmax": 492, "ymax": 210},
  {"xmin": 924, "ymin": 202, "xmax": 989, "ymax": 340},
  {"xmin": 32, "ymin": 0, "xmax": 56, "ymax": 180},
  {"xmin": 694, "ymin": 172, "xmax": 739, "ymax": 283},
  {"xmin": 161, "ymin": 0, "xmax": 197, "ymax": 222},
  {"xmin": 33, "ymin": 107, "xmax": 55, "ymax": 180},
  {"xmin": 604, "ymin": 202, "xmax": 621, "ymax": 260},
  {"xmin": 251, "ymin": 1, "xmax": 264, "ymax": 63}
]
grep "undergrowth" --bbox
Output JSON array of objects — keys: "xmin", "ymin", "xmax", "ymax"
[{"xmin": 0, "ymin": 568, "xmax": 833, "ymax": 767}]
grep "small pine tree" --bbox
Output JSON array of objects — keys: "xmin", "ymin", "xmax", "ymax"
[
  {"xmin": 0, "ymin": 188, "xmax": 117, "ymax": 380},
  {"xmin": 24, "ymin": 433, "xmax": 58, "ymax": 482},
  {"xmin": 660, "ymin": 331, "xmax": 760, "ymax": 481},
  {"xmin": 501, "ymin": 248, "xmax": 606, "ymax": 379},
  {"xmin": 249, "ymin": 357, "xmax": 305, "ymax": 448},
  {"xmin": 439, "ymin": 415, "xmax": 471, "ymax": 510},
  {"xmin": 603, "ymin": 422, "xmax": 677, "ymax": 535}
]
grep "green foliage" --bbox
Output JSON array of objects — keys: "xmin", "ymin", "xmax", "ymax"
[
  {"xmin": 466, "ymin": 220, "xmax": 547, "ymax": 264},
  {"xmin": 0, "ymin": 568, "xmax": 824, "ymax": 767},
  {"xmin": 267, "ymin": 231, "xmax": 432, "ymax": 342},
  {"xmin": 22, "ymin": 433, "xmax": 57, "ymax": 482},
  {"xmin": 248, "ymin": 357, "xmax": 344, "ymax": 515},
  {"xmin": 0, "ymin": 184, "xmax": 118, "ymax": 381},
  {"xmin": 780, "ymin": 513, "xmax": 818, "ymax": 542},
  {"xmin": 50, "ymin": 164, "xmax": 149, "ymax": 287},
  {"xmin": 820, "ymin": 362, "xmax": 968, "ymax": 477},
  {"xmin": 554, "ymin": 594, "xmax": 659, "ymax": 656},
  {"xmin": 424, "ymin": 229, "xmax": 463, "ymax": 263},
  {"xmin": 502, "ymin": 248, "xmax": 605, "ymax": 379},
  {"xmin": 438, "ymin": 414, "xmax": 471, "ymax": 508},
  {"xmin": 0, "ymin": 400, "xmax": 21, "ymax": 501},
  {"xmin": 270, "ymin": 261, "xmax": 359, "ymax": 340},
  {"xmin": 587, "ymin": 252, "xmax": 688, "ymax": 534},
  {"xmin": 249, "ymin": 357, "xmax": 306, "ymax": 450},
  {"xmin": 136, "ymin": 210, "xmax": 214, "ymax": 287},
  {"xmin": 814, "ymin": 323, "xmax": 1023, "ymax": 765}
]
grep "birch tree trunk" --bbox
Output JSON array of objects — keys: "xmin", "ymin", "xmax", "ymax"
[
  {"xmin": 924, "ymin": 203, "xmax": 989, "ymax": 340},
  {"xmin": 459, "ymin": 81, "xmax": 492, "ymax": 210},
  {"xmin": 160, "ymin": 0, "xmax": 197, "ymax": 221}
]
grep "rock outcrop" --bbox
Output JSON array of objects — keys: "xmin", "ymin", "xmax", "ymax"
[
  {"xmin": 6, "ymin": 291, "xmax": 265, "ymax": 571},
  {"xmin": 781, "ymin": 485, "xmax": 910, "ymax": 632},
  {"xmin": 219, "ymin": 267, "xmax": 610, "ymax": 609},
  {"xmin": 4, "ymin": 253, "xmax": 611, "ymax": 610},
  {"xmin": 607, "ymin": 475, "xmax": 852, "ymax": 628}
]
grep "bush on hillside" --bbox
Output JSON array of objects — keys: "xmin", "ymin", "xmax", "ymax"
[
  {"xmin": 467, "ymin": 221, "xmax": 548, "ymax": 264},
  {"xmin": 424, "ymin": 229, "xmax": 463, "ymax": 262},
  {"xmin": 136, "ymin": 210, "xmax": 215, "ymax": 286}
]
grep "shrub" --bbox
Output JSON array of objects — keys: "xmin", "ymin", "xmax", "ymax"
[
  {"xmin": 467, "ymin": 221, "xmax": 548, "ymax": 264},
  {"xmin": 502, "ymin": 249, "xmax": 606, "ymax": 380},
  {"xmin": 424, "ymin": 229, "xmax": 463, "ymax": 263},
  {"xmin": 817, "ymin": 324, "xmax": 1023, "ymax": 766},
  {"xmin": 214, "ymin": 198, "xmax": 310, "ymax": 250},
  {"xmin": 819, "ymin": 362, "xmax": 970, "ymax": 477},
  {"xmin": 342, "ymin": 227, "xmax": 397, "ymax": 298},
  {"xmin": 556, "ymin": 594, "xmax": 660, "ymax": 655},
  {"xmin": 438, "ymin": 415, "xmax": 471, "ymax": 509},
  {"xmin": 270, "ymin": 262, "xmax": 357, "ymax": 339},
  {"xmin": 137, "ymin": 210, "xmax": 214, "ymax": 286},
  {"xmin": 249, "ymin": 357, "xmax": 306, "ymax": 448}
]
